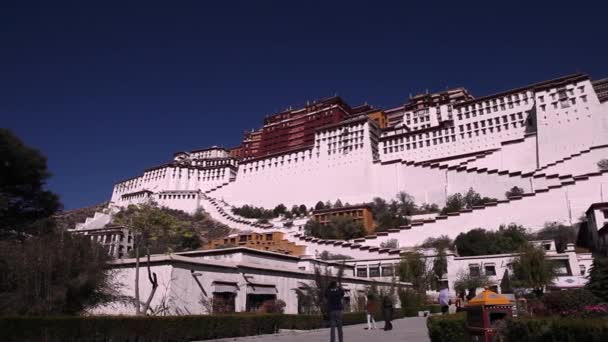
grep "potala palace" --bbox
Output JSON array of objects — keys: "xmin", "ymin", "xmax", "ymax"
[{"xmin": 72, "ymin": 73, "xmax": 608, "ymax": 315}]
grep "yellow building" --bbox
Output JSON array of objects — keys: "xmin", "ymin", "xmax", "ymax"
[
  {"xmin": 366, "ymin": 110, "xmax": 388, "ymax": 129},
  {"xmin": 204, "ymin": 231, "xmax": 307, "ymax": 256},
  {"xmin": 312, "ymin": 205, "xmax": 375, "ymax": 234}
]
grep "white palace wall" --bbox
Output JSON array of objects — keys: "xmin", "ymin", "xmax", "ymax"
[
  {"xmin": 215, "ymin": 120, "xmax": 376, "ymax": 208},
  {"xmin": 536, "ymin": 80, "xmax": 605, "ymax": 168}
]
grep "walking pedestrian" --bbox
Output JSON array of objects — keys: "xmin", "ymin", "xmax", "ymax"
[
  {"xmin": 365, "ymin": 294, "xmax": 378, "ymax": 330},
  {"xmin": 439, "ymin": 286, "xmax": 450, "ymax": 315},
  {"xmin": 326, "ymin": 281, "xmax": 345, "ymax": 342},
  {"xmin": 381, "ymin": 295, "xmax": 393, "ymax": 331}
]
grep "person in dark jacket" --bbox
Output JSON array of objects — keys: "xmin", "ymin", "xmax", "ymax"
[
  {"xmin": 382, "ymin": 295, "xmax": 393, "ymax": 331},
  {"xmin": 326, "ymin": 281, "xmax": 345, "ymax": 342}
]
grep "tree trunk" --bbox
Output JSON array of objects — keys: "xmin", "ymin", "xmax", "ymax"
[
  {"xmin": 141, "ymin": 246, "xmax": 158, "ymax": 315},
  {"xmin": 134, "ymin": 242, "xmax": 141, "ymax": 315}
]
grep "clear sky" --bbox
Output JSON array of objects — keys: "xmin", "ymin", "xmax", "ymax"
[{"xmin": 2, "ymin": 0, "xmax": 607, "ymax": 210}]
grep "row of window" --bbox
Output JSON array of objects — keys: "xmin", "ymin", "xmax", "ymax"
[
  {"xmin": 383, "ymin": 135, "xmax": 458, "ymax": 154},
  {"xmin": 458, "ymin": 113, "xmax": 525, "ymax": 132},
  {"xmin": 454, "ymin": 91, "xmax": 532, "ymax": 115},
  {"xmin": 158, "ymin": 193, "xmax": 197, "ymax": 200},
  {"xmin": 356, "ymin": 265, "xmax": 395, "ymax": 278},
  {"xmin": 539, "ymin": 95, "xmax": 588, "ymax": 112}
]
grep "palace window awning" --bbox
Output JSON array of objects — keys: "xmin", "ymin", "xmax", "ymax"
[
  {"xmin": 246, "ymin": 284, "xmax": 277, "ymax": 295},
  {"xmin": 213, "ymin": 282, "xmax": 239, "ymax": 293}
]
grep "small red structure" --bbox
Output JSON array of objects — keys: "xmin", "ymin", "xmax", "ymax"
[{"xmin": 464, "ymin": 290, "xmax": 513, "ymax": 342}]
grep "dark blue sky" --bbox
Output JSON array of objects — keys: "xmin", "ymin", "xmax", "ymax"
[{"xmin": 2, "ymin": 0, "xmax": 607, "ymax": 210}]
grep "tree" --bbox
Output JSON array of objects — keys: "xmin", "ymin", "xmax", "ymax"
[
  {"xmin": 586, "ymin": 257, "xmax": 608, "ymax": 302},
  {"xmin": 505, "ymin": 186, "xmax": 525, "ymax": 198},
  {"xmin": 0, "ymin": 233, "xmax": 120, "ymax": 315},
  {"xmin": 441, "ymin": 193, "xmax": 465, "ymax": 214},
  {"xmin": 304, "ymin": 217, "xmax": 366, "ymax": 240},
  {"xmin": 369, "ymin": 197, "xmax": 409, "ymax": 232},
  {"xmin": 294, "ymin": 265, "xmax": 344, "ymax": 316},
  {"xmin": 298, "ymin": 204, "xmax": 308, "ymax": 216},
  {"xmin": 453, "ymin": 270, "xmax": 490, "ymax": 300},
  {"xmin": 418, "ymin": 203, "xmax": 440, "ymax": 214},
  {"xmin": 396, "ymin": 191, "xmax": 416, "ymax": 216},
  {"xmin": 454, "ymin": 225, "xmax": 530, "ymax": 256},
  {"xmin": 420, "ymin": 235, "xmax": 454, "ymax": 251},
  {"xmin": 334, "ymin": 199, "xmax": 343, "ymax": 208},
  {"xmin": 314, "ymin": 201, "xmax": 326, "ymax": 210},
  {"xmin": 430, "ymin": 249, "xmax": 448, "ymax": 290},
  {"xmin": 380, "ymin": 239, "xmax": 399, "ymax": 249},
  {"xmin": 272, "ymin": 204, "xmax": 287, "ymax": 216},
  {"xmin": 113, "ymin": 202, "xmax": 186, "ymax": 315},
  {"xmin": 0, "ymin": 129, "xmax": 61, "ymax": 239},
  {"xmin": 500, "ymin": 270, "xmax": 513, "ymax": 294},
  {"xmin": 398, "ymin": 251, "xmax": 429, "ymax": 293},
  {"xmin": 533, "ymin": 223, "xmax": 578, "ymax": 253},
  {"xmin": 598, "ymin": 159, "xmax": 608, "ymax": 171},
  {"xmin": 463, "ymin": 188, "xmax": 482, "ymax": 208},
  {"xmin": 511, "ymin": 243, "xmax": 556, "ymax": 297},
  {"xmin": 318, "ymin": 251, "xmax": 354, "ymax": 260},
  {"xmin": 291, "ymin": 205, "xmax": 300, "ymax": 216}
]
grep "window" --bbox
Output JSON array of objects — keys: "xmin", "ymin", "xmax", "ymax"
[
  {"xmin": 484, "ymin": 265, "xmax": 496, "ymax": 276},
  {"xmin": 580, "ymin": 265, "xmax": 587, "ymax": 276},
  {"xmin": 469, "ymin": 264, "xmax": 481, "ymax": 277},
  {"xmin": 369, "ymin": 267, "xmax": 380, "ymax": 277},
  {"xmin": 382, "ymin": 266, "xmax": 394, "ymax": 277},
  {"xmin": 554, "ymin": 260, "xmax": 571, "ymax": 276},
  {"xmin": 357, "ymin": 268, "xmax": 368, "ymax": 278}
]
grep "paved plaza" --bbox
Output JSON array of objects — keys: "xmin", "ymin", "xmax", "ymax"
[{"xmin": 203, "ymin": 317, "xmax": 430, "ymax": 342}]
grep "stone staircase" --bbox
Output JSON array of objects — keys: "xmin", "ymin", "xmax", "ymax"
[
  {"xmin": 199, "ymin": 194, "xmax": 289, "ymax": 232},
  {"xmin": 291, "ymin": 169, "xmax": 608, "ymax": 256},
  {"xmin": 73, "ymin": 210, "xmax": 112, "ymax": 231}
]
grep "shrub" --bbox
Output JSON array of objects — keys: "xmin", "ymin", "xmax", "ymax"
[
  {"xmin": 0, "ymin": 314, "xmax": 283, "ymax": 342},
  {"xmin": 0, "ymin": 312, "xmax": 404, "ymax": 341},
  {"xmin": 540, "ymin": 289, "xmax": 598, "ymax": 316},
  {"xmin": 504, "ymin": 316, "xmax": 608, "ymax": 342},
  {"xmin": 427, "ymin": 312, "xmax": 467, "ymax": 342}
]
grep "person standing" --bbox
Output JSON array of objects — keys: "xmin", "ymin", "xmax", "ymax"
[
  {"xmin": 439, "ymin": 286, "xmax": 450, "ymax": 315},
  {"xmin": 326, "ymin": 281, "xmax": 345, "ymax": 342},
  {"xmin": 381, "ymin": 295, "xmax": 393, "ymax": 331},
  {"xmin": 365, "ymin": 294, "xmax": 378, "ymax": 330}
]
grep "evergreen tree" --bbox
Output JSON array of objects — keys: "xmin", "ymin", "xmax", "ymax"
[
  {"xmin": 314, "ymin": 201, "xmax": 326, "ymax": 210},
  {"xmin": 334, "ymin": 199, "xmax": 343, "ymax": 208},
  {"xmin": 586, "ymin": 256, "xmax": 608, "ymax": 302},
  {"xmin": 272, "ymin": 203, "xmax": 286, "ymax": 216},
  {"xmin": 0, "ymin": 129, "xmax": 61, "ymax": 239}
]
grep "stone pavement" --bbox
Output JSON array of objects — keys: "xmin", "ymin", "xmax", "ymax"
[{"xmin": 202, "ymin": 317, "xmax": 430, "ymax": 342}]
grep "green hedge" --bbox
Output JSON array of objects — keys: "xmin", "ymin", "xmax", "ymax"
[
  {"xmin": 0, "ymin": 311, "xmax": 405, "ymax": 341},
  {"xmin": 504, "ymin": 317, "xmax": 608, "ymax": 342},
  {"xmin": 0, "ymin": 314, "xmax": 283, "ymax": 342},
  {"xmin": 426, "ymin": 313, "xmax": 467, "ymax": 342}
]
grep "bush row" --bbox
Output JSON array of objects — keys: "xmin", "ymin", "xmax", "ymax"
[
  {"xmin": 504, "ymin": 317, "xmax": 608, "ymax": 342},
  {"xmin": 427, "ymin": 313, "xmax": 608, "ymax": 342},
  {"xmin": 426, "ymin": 313, "xmax": 467, "ymax": 342},
  {"xmin": 0, "ymin": 314, "xmax": 283, "ymax": 342},
  {"xmin": 0, "ymin": 311, "xmax": 405, "ymax": 342}
]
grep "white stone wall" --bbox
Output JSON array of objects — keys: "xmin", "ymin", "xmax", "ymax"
[
  {"xmin": 91, "ymin": 251, "xmax": 404, "ymax": 316},
  {"xmin": 536, "ymin": 80, "xmax": 603, "ymax": 168}
]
